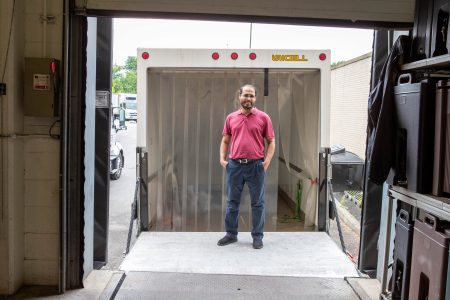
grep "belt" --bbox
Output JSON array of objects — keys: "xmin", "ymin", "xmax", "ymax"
[{"xmin": 232, "ymin": 158, "xmax": 262, "ymax": 164}]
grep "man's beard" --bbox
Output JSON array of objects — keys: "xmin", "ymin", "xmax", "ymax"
[{"xmin": 241, "ymin": 101, "xmax": 253, "ymax": 110}]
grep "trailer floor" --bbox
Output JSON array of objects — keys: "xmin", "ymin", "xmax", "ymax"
[{"xmin": 120, "ymin": 232, "xmax": 359, "ymax": 278}]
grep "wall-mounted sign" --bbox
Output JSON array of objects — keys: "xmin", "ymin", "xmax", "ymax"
[{"xmin": 33, "ymin": 74, "xmax": 50, "ymax": 90}]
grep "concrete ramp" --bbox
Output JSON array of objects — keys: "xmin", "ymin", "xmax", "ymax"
[{"xmin": 120, "ymin": 232, "xmax": 359, "ymax": 278}]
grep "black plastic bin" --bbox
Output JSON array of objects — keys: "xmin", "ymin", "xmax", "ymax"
[
  {"xmin": 392, "ymin": 209, "xmax": 414, "ymax": 300},
  {"xmin": 394, "ymin": 74, "xmax": 435, "ymax": 193}
]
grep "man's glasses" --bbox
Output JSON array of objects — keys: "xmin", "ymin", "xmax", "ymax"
[{"xmin": 241, "ymin": 94, "xmax": 255, "ymax": 98}]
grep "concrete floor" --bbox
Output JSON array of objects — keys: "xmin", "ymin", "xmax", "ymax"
[{"xmin": 5, "ymin": 270, "xmax": 115, "ymax": 299}]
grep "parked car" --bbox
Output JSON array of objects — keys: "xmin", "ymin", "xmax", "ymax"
[{"xmin": 110, "ymin": 122, "xmax": 124, "ymax": 180}]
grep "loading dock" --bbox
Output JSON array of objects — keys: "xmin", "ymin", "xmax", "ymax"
[{"xmin": 2, "ymin": 0, "xmax": 414, "ymax": 296}]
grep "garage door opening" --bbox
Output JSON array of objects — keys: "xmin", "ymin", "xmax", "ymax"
[{"xmin": 96, "ymin": 21, "xmax": 372, "ymax": 277}]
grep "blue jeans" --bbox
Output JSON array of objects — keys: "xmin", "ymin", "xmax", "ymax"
[{"xmin": 225, "ymin": 159, "xmax": 266, "ymax": 241}]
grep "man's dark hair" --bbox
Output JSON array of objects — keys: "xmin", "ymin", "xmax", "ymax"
[{"xmin": 239, "ymin": 84, "xmax": 257, "ymax": 96}]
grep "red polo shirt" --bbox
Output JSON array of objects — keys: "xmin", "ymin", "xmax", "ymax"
[{"xmin": 223, "ymin": 108, "xmax": 275, "ymax": 159}]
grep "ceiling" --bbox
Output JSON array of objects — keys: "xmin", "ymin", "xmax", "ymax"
[{"xmin": 75, "ymin": 0, "xmax": 415, "ymax": 28}]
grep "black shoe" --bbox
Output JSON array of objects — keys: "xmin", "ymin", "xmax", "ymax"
[
  {"xmin": 253, "ymin": 239, "xmax": 263, "ymax": 249},
  {"xmin": 217, "ymin": 235, "xmax": 237, "ymax": 246}
]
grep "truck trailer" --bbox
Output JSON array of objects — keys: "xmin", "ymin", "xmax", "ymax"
[
  {"xmin": 136, "ymin": 49, "xmax": 331, "ymax": 233},
  {"xmin": 119, "ymin": 92, "xmax": 138, "ymax": 121}
]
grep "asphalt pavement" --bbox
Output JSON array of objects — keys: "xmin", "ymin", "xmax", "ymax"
[
  {"xmin": 329, "ymin": 205, "xmax": 361, "ymax": 265},
  {"xmin": 104, "ymin": 122, "xmax": 138, "ymax": 270}
]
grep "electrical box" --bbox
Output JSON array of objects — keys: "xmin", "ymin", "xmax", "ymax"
[{"xmin": 24, "ymin": 57, "xmax": 60, "ymax": 117}]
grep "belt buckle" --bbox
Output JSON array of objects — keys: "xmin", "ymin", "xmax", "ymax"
[{"xmin": 240, "ymin": 159, "xmax": 248, "ymax": 164}]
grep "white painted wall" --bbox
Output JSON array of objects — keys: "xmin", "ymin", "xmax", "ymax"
[
  {"xmin": 330, "ymin": 53, "xmax": 371, "ymax": 159},
  {"xmin": 0, "ymin": 0, "xmax": 25, "ymax": 294},
  {"xmin": 0, "ymin": 0, "xmax": 63, "ymax": 294},
  {"xmin": 23, "ymin": 136, "xmax": 60, "ymax": 286},
  {"xmin": 22, "ymin": 0, "xmax": 63, "ymax": 288}
]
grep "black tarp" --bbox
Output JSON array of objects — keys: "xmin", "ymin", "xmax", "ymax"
[
  {"xmin": 359, "ymin": 31, "xmax": 411, "ymax": 277},
  {"xmin": 358, "ymin": 29, "xmax": 389, "ymax": 278}
]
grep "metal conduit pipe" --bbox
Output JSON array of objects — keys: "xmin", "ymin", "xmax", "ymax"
[
  {"xmin": 59, "ymin": 0, "xmax": 70, "ymax": 293},
  {"xmin": 42, "ymin": 0, "xmax": 47, "ymax": 56}
]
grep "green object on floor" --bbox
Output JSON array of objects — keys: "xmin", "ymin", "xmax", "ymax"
[
  {"xmin": 280, "ymin": 180, "xmax": 303, "ymax": 223},
  {"xmin": 296, "ymin": 180, "xmax": 303, "ymax": 220},
  {"xmin": 280, "ymin": 214, "xmax": 301, "ymax": 223}
]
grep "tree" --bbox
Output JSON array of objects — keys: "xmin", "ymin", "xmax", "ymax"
[
  {"xmin": 124, "ymin": 56, "xmax": 137, "ymax": 72},
  {"xmin": 112, "ymin": 56, "xmax": 137, "ymax": 93},
  {"xmin": 112, "ymin": 64, "xmax": 124, "ymax": 93}
]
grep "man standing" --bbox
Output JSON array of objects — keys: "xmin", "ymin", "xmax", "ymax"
[{"xmin": 217, "ymin": 84, "xmax": 275, "ymax": 249}]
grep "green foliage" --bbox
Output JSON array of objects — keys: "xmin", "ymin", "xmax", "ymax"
[
  {"xmin": 331, "ymin": 60, "xmax": 346, "ymax": 69},
  {"xmin": 112, "ymin": 56, "xmax": 137, "ymax": 93},
  {"xmin": 124, "ymin": 56, "xmax": 137, "ymax": 72}
]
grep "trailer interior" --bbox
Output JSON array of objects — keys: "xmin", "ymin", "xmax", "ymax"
[{"xmin": 144, "ymin": 68, "xmax": 323, "ymax": 232}]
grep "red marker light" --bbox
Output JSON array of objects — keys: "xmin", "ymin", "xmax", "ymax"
[
  {"xmin": 50, "ymin": 61, "xmax": 56, "ymax": 73},
  {"xmin": 231, "ymin": 52, "xmax": 238, "ymax": 60},
  {"xmin": 319, "ymin": 53, "xmax": 327, "ymax": 61},
  {"xmin": 249, "ymin": 53, "xmax": 257, "ymax": 60},
  {"xmin": 212, "ymin": 52, "xmax": 220, "ymax": 60},
  {"xmin": 142, "ymin": 52, "xmax": 150, "ymax": 60}
]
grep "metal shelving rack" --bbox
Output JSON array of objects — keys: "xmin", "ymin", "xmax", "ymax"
[
  {"xmin": 380, "ymin": 186, "xmax": 450, "ymax": 299},
  {"xmin": 401, "ymin": 54, "xmax": 450, "ymax": 71}
]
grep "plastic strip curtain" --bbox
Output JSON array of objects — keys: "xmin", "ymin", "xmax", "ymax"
[
  {"xmin": 146, "ymin": 70, "xmax": 278, "ymax": 232},
  {"xmin": 276, "ymin": 70, "xmax": 320, "ymax": 228},
  {"xmin": 147, "ymin": 69, "xmax": 320, "ymax": 231}
]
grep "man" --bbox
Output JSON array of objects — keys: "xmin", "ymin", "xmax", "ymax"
[{"xmin": 217, "ymin": 84, "xmax": 275, "ymax": 249}]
